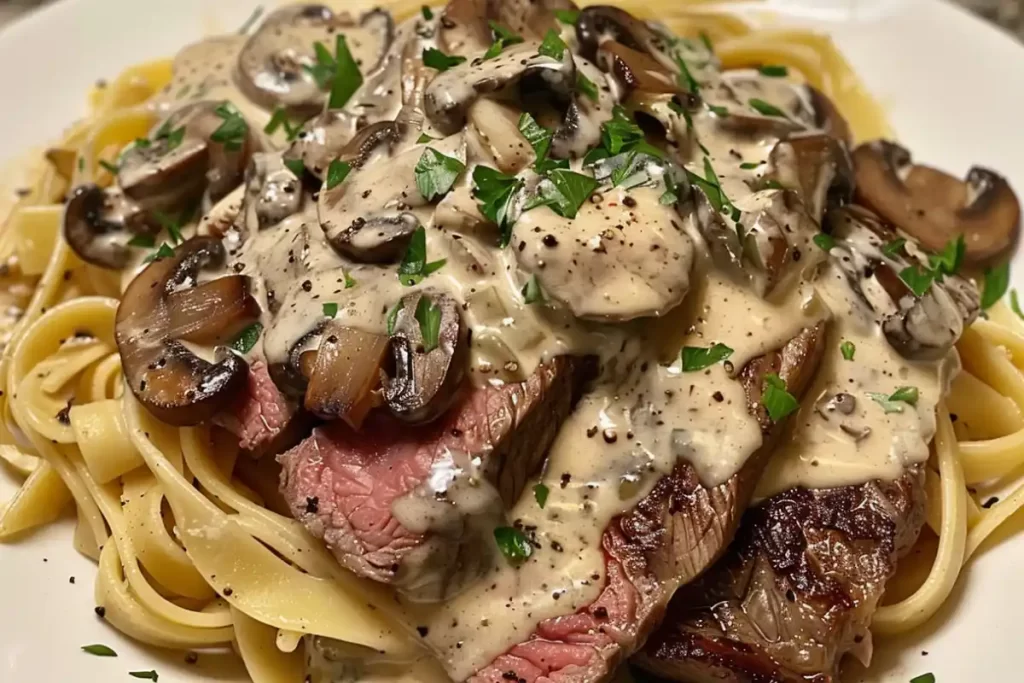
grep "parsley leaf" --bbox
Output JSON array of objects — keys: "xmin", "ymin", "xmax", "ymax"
[
  {"xmin": 898, "ymin": 264, "xmax": 935, "ymax": 297},
  {"xmin": 533, "ymin": 483, "xmax": 549, "ymax": 508},
  {"xmin": 398, "ymin": 226, "xmax": 446, "ymax": 286},
  {"xmin": 143, "ymin": 243, "xmax": 175, "ymax": 264},
  {"xmin": 386, "ymin": 301, "xmax": 401, "ymax": 335},
  {"xmin": 576, "ymin": 72, "xmax": 599, "ymax": 101},
  {"xmin": 322, "ymin": 302, "xmax": 338, "ymax": 319},
  {"xmin": 758, "ymin": 65, "xmax": 788, "ymax": 77},
  {"xmin": 687, "ymin": 158, "xmax": 739, "ymax": 220},
  {"xmin": 304, "ymin": 41, "xmax": 336, "ymax": 89},
  {"xmin": 127, "ymin": 234, "xmax": 156, "ymax": 249},
  {"xmin": 421, "ymin": 5, "xmax": 434, "ymax": 20},
  {"xmin": 840, "ymin": 341, "xmax": 856, "ymax": 361},
  {"xmin": 422, "ymin": 48, "xmax": 466, "ymax": 72},
  {"xmin": 518, "ymin": 113, "xmax": 552, "ymax": 167},
  {"xmin": 1011, "ymin": 289, "xmax": 1024, "ymax": 320},
  {"xmin": 868, "ymin": 386, "xmax": 918, "ymax": 414},
  {"xmin": 211, "ymin": 103, "xmax": 248, "ymax": 152},
  {"xmin": 602, "ymin": 106, "xmax": 645, "ymax": 154},
  {"xmin": 763, "ymin": 374, "xmax": 799, "ymax": 421},
  {"xmin": 749, "ymin": 98, "xmax": 787, "ymax": 118},
  {"xmin": 163, "ymin": 126, "xmax": 185, "ymax": 151},
  {"xmin": 881, "ymin": 237, "xmax": 906, "ymax": 258},
  {"xmin": 263, "ymin": 107, "xmax": 302, "ymax": 141},
  {"xmin": 472, "ymin": 166, "xmax": 523, "ymax": 247},
  {"xmin": 98, "ymin": 159, "xmax": 119, "ymax": 175},
  {"xmin": 326, "ymin": 160, "xmax": 352, "ymax": 190},
  {"xmin": 708, "ymin": 104, "xmax": 729, "ymax": 117},
  {"xmin": 674, "ymin": 53, "xmax": 700, "ymax": 93},
  {"xmin": 415, "ymin": 148, "xmax": 465, "ymax": 201},
  {"xmin": 81, "ymin": 644, "xmax": 117, "ymax": 657},
  {"xmin": 700, "ymin": 31, "xmax": 714, "ymax": 54},
  {"xmin": 929, "ymin": 234, "xmax": 966, "ymax": 277},
  {"xmin": 152, "ymin": 210, "xmax": 185, "ymax": 245},
  {"xmin": 681, "ymin": 343, "xmax": 733, "ymax": 372},
  {"xmin": 415, "ymin": 296, "xmax": 442, "ymax": 352},
  {"xmin": 129, "ymin": 671, "xmax": 159, "ymax": 681},
  {"xmin": 813, "ymin": 234, "xmax": 835, "ymax": 252},
  {"xmin": 522, "ymin": 275, "xmax": 544, "ymax": 304},
  {"xmin": 982, "ymin": 262, "xmax": 1010, "ymax": 309},
  {"xmin": 909, "ymin": 675, "xmax": 935, "ymax": 683},
  {"xmin": 534, "ymin": 169, "xmax": 599, "ymax": 219},
  {"xmin": 890, "ymin": 386, "xmax": 919, "ymax": 405},
  {"xmin": 345, "ymin": 271, "xmax": 357, "ymax": 289},
  {"xmin": 538, "ymin": 29, "xmax": 568, "ymax": 60},
  {"xmin": 231, "ymin": 323, "xmax": 263, "ymax": 354},
  {"xmin": 554, "ymin": 9, "xmax": 580, "ymax": 24},
  {"xmin": 483, "ymin": 21, "xmax": 523, "ymax": 59},
  {"xmin": 329, "ymin": 35, "xmax": 363, "ymax": 108},
  {"xmin": 739, "ymin": 161, "xmax": 764, "ymax": 170},
  {"xmin": 284, "ymin": 157, "xmax": 305, "ymax": 178},
  {"xmin": 416, "ymin": 133, "xmax": 438, "ymax": 144},
  {"xmin": 494, "ymin": 526, "xmax": 532, "ymax": 563}
]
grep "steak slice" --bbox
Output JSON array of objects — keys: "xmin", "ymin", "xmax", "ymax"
[
  {"xmin": 215, "ymin": 360, "xmax": 303, "ymax": 457},
  {"xmin": 633, "ymin": 467, "xmax": 926, "ymax": 683},
  {"xmin": 470, "ymin": 322, "xmax": 827, "ymax": 683},
  {"xmin": 278, "ymin": 356, "xmax": 591, "ymax": 601}
]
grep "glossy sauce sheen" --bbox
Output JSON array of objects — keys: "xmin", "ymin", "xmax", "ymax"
[{"xmin": 141, "ymin": 5, "xmax": 962, "ymax": 680}]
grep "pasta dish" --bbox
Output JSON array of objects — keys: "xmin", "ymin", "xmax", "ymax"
[{"xmin": 2, "ymin": 1, "xmax": 1023, "ymax": 681}]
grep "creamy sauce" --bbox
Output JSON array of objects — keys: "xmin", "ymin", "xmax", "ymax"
[{"xmin": 99, "ymin": 6, "xmax": 977, "ymax": 680}]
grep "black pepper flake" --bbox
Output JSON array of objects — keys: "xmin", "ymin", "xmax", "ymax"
[
  {"xmin": 560, "ymin": 473, "xmax": 571, "ymax": 489},
  {"xmin": 712, "ymin": 391, "xmax": 724, "ymax": 403},
  {"xmin": 542, "ymin": 234, "xmax": 558, "ymax": 247},
  {"xmin": 305, "ymin": 496, "xmax": 319, "ymax": 513},
  {"xmin": 223, "ymin": 587, "xmax": 233, "ymax": 596},
  {"xmin": 94, "ymin": 606, "xmax": 106, "ymax": 618},
  {"xmin": 301, "ymin": 279, "xmax": 313, "ymax": 292},
  {"xmin": 982, "ymin": 497, "xmax": 999, "ymax": 509},
  {"xmin": 593, "ymin": 606, "xmax": 608, "ymax": 619},
  {"xmin": 184, "ymin": 652, "xmax": 199, "ymax": 665},
  {"xmin": 586, "ymin": 426, "xmax": 598, "ymax": 438},
  {"xmin": 417, "ymin": 626, "xmax": 429, "ymax": 637},
  {"xmin": 622, "ymin": 196, "xmax": 637, "ymax": 208}
]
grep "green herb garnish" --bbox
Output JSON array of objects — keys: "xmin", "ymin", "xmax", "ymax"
[
  {"xmin": 763, "ymin": 374, "xmax": 799, "ymax": 421},
  {"xmin": 386, "ymin": 301, "xmax": 401, "ymax": 335},
  {"xmin": 681, "ymin": 343, "xmax": 733, "ymax": 372},
  {"xmin": 127, "ymin": 234, "xmax": 156, "ymax": 249},
  {"xmin": 929, "ymin": 234, "xmax": 966, "ymax": 277},
  {"xmin": 129, "ymin": 671, "xmax": 159, "ymax": 681},
  {"xmin": 881, "ymin": 238, "xmax": 906, "ymax": 258},
  {"xmin": 700, "ymin": 31, "xmax": 714, "ymax": 54},
  {"xmin": 152, "ymin": 210, "xmax": 185, "ymax": 245},
  {"xmin": 98, "ymin": 160, "xmax": 119, "ymax": 175},
  {"xmin": 284, "ymin": 157, "xmax": 305, "ymax": 178},
  {"xmin": 422, "ymin": 48, "xmax": 466, "ymax": 72},
  {"xmin": 869, "ymin": 386, "xmax": 919, "ymax": 414},
  {"xmin": 414, "ymin": 296, "xmax": 442, "ymax": 352},
  {"xmin": 674, "ymin": 53, "xmax": 700, "ymax": 93},
  {"xmin": 522, "ymin": 275, "xmax": 544, "ymax": 304},
  {"xmin": 538, "ymin": 29, "xmax": 568, "ymax": 60},
  {"xmin": 231, "ymin": 323, "xmax": 263, "ymax": 354},
  {"xmin": 415, "ymin": 148, "xmax": 465, "ymax": 201},
  {"xmin": 982, "ymin": 262, "xmax": 1010, "ymax": 309},
  {"xmin": 909, "ymin": 674, "xmax": 935, "ymax": 683},
  {"xmin": 483, "ymin": 21, "xmax": 523, "ymax": 59},
  {"xmin": 163, "ymin": 126, "xmax": 185, "ymax": 151},
  {"xmin": 708, "ymin": 104, "xmax": 729, "ymax": 117},
  {"xmin": 739, "ymin": 161, "xmax": 764, "ymax": 170},
  {"xmin": 494, "ymin": 526, "xmax": 532, "ymax": 563},
  {"xmin": 421, "ymin": 5, "xmax": 434, "ymax": 20},
  {"xmin": 602, "ymin": 106, "xmax": 645, "ymax": 155},
  {"xmin": 211, "ymin": 103, "xmax": 248, "ymax": 151},
  {"xmin": 758, "ymin": 65, "xmax": 788, "ymax": 77},
  {"xmin": 398, "ymin": 226, "xmax": 446, "ymax": 286},
  {"xmin": 345, "ymin": 271, "xmax": 356, "ymax": 289},
  {"xmin": 323, "ymin": 302, "xmax": 338, "ymax": 319},
  {"xmin": 554, "ymin": 9, "xmax": 580, "ymax": 24},
  {"xmin": 416, "ymin": 133, "xmax": 438, "ymax": 144},
  {"xmin": 307, "ymin": 34, "xmax": 364, "ymax": 109},
  {"xmin": 518, "ymin": 113, "xmax": 552, "ymax": 167},
  {"xmin": 472, "ymin": 165, "xmax": 523, "ymax": 247},
  {"xmin": 326, "ymin": 160, "xmax": 352, "ymax": 190},
  {"xmin": 749, "ymin": 98, "xmax": 786, "ymax": 117},
  {"xmin": 263, "ymin": 107, "xmax": 302, "ymax": 141},
  {"xmin": 142, "ymin": 243, "xmax": 175, "ymax": 264},
  {"xmin": 81, "ymin": 644, "xmax": 117, "ymax": 657},
  {"xmin": 533, "ymin": 169, "xmax": 599, "ymax": 219},
  {"xmin": 576, "ymin": 72, "xmax": 599, "ymax": 102},
  {"xmin": 898, "ymin": 264, "xmax": 935, "ymax": 298},
  {"xmin": 813, "ymin": 234, "xmax": 835, "ymax": 252},
  {"xmin": 533, "ymin": 483, "xmax": 549, "ymax": 508},
  {"xmin": 840, "ymin": 341, "xmax": 856, "ymax": 361}
]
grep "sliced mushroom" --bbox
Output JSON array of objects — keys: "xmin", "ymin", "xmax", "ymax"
[
  {"xmin": 303, "ymin": 324, "xmax": 389, "ymax": 428},
  {"xmin": 549, "ymin": 58, "xmax": 615, "ymax": 159},
  {"xmin": 466, "ymin": 99, "xmax": 533, "ymax": 174},
  {"xmin": 237, "ymin": 152, "xmax": 303, "ymax": 236},
  {"xmin": 115, "ymin": 237, "xmax": 261, "ymax": 425},
  {"xmin": 424, "ymin": 41, "xmax": 576, "ymax": 136},
  {"xmin": 119, "ymin": 101, "xmax": 256, "ymax": 213},
  {"xmin": 437, "ymin": 0, "xmax": 576, "ymax": 55},
  {"xmin": 383, "ymin": 292, "xmax": 467, "ymax": 424},
  {"xmin": 764, "ymin": 133, "xmax": 854, "ymax": 222},
  {"xmin": 236, "ymin": 6, "xmax": 394, "ymax": 116},
  {"xmin": 596, "ymin": 40, "xmax": 682, "ymax": 95},
  {"xmin": 283, "ymin": 110, "xmax": 360, "ymax": 182},
  {"xmin": 806, "ymin": 85, "xmax": 852, "ymax": 145},
  {"xmin": 853, "ymin": 140, "xmax": 1021, "ymax": 266},
  {"xmin": 575, "ymin": 5, "xmax": 673, "ymax": 69},
  {"xmin": 63, "ymin": 184, "xmax": 156, "ymax": 269},
  {"xmin": 826, "ymin": 205, "xmax": 980, "ymax": 360}
]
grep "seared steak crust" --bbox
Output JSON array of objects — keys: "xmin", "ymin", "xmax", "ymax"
[
  {"xmin": 471, "ymin": 322, "xmax": 827, "ymax": 683},
  {"xmin": 634, "ymin": 467, "xmax": 926, "ymax": 683}
]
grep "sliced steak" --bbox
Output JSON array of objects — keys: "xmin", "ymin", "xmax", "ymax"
[
  {"xmin": 633, "ymin": 467, "xmax": 926, "ymax": 683},
  {"xmin": 470, "ymin": 322, "xmax": 827, "ymax": 683},
  {"xmin": 215, "ymin": 360, "xmax": 303, "ymax": 456},
  {"xmin": 278, "ymin": 356, "xmax": 591, "ymax": 601}
]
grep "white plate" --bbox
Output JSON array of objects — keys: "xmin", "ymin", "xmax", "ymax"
[{"xmin": 1, "ymin": 1, "xmax": 1023, "ymax": 681}]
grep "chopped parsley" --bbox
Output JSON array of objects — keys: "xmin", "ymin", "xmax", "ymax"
[
  {"xmin": 522, "ymin": 275, "xmax": 544, "ymax": 304},
  {"xmin": 263, "ymin": 107, "xmax": 302, "ymax": 141},
  {"xmin": 749, "ymin": 98, "xmax": 787, "ymax": 118},
  {"xmin": 681, "ymin": 343, "xmax": 733, "ymax": 372},
  {"xmin": 484, "ymin": 21, "xmax": 523, "ymax": 59},
  {"xmin": 98, "ymin": 159, "xmax": 119, "ymax": 175},
  {"xmin": 322, "ymin": 302, "xmax": 338, "ymax": 319},
  {"xmin": 414, "ymin": 296, "xmax": 442, "ymax": 352},
  {"xmin": 700, "ymin": 31, "xmax": 714, "ymax": 54},
  {"xmin": 532, "ymin": 169, "xmax": 599, "ymax": 219},
  {"xmin": 416, "ymin": 133, "xmax": 438, "ymax": 144},
  {"xmin": 533, "ymin": 483, "xmax": 549, "ymax": 508},
  {"xmin": 762, "ymin": 373, "xmax": 799, "ymax": 421},
  {"xmin": 326, "ymin": 160, "xmax": 352, "ymax": 190},
  {"xmin": 161, "ymin": 125, "xmax": 186, "ymax": 151},
  {"xmin": 708, "ymin": 104, "xmax": 729, "ymax": 117},
  {"xmin": 538, "ymin": 29, "xmax": 568, "ymax": 61},
  {"xmin": 909, "ymin": 674, "xmax": 935, "ymax": 683},
  {"xmin": 674, "ymin": 53, "xmax": 700, "ymax": 93},
  {"xmin": 345, "ymin": 271, "xmax": 357, "ymax": 289},
  {"xmin": 981, "ymin": 262, "xmax": 1010, "ymax": 310},
  {"xmin": 127, "ymin": 234, "xmax": 156, "ymax": 249},
  {"xmin": 211, "ymin": 103, "xmax": 248, "ymax": 152},
  {"xmin": 129, "ymin": 672, "xmax": 159, "ymax": 681},
  {"xmin": 739, "ymin": 161, "xmax": 764, "ymax": 170},
  {"xmin": 686, "ymin": 158, "xmax": 740, "ymax": 221},
  {"xmin": 284, "ymin": 157, "xmax": 305, "ymax": 178},
  {"xmin": 813, "ymin": 233, "xmax": 836, "ymax": 252},
  {"xmin": 554, "ymin": 9, "xmax": 580, "ymax": 24},
  {"xmin": 306, "ymin": 34, "xmax": 364, "ymax": 109},
  {"xmin": 398, "ymin": 226, "xmax": 446, "ymax": 286},
  {"xmin": 472, "ymin": 165, "xmax": 523, "ymax": 247},
  {"xmin": 415, "ymin": 148, "xmax": 465, "ymax": 201},
  {"xmin": 929, "ymin": 234, "xmax": 965, "ymax": 277},
  {"xmin": 758, "ymin": 65, "xmax": 788, "ymax": 77},
  {"xmin": 881, "ymin": 237, "xmax": 906, "ymax": 258},
  {"xmin": 576, "ymin": 72, "xmax": 599, "ymax": 101},
  {"xmin": 142, "ymin": 243, "xmax": 175, "ymax": 264},
  {"xmin": 840, "ymin": 341, "xmax": 856, "ymax": 361},
  {"xmin": 81, "ymin": 644, "xmax": 117, "ymax": 657},
  {"xmin": 422, "ymin": 48, "xmax": 466, "ymax": 72},
  {"xmin": 494, "ymin": 526, "xmax": 532, "ymax": 563},
  {"xmin": 231, "ymin": 323, "xmax": 263, "ymax": 354},
  {"xmin": 386, "ymin": 301, "xmax": 401, "ymax": 335},
  {"xmin": 152, "ymin": 210, "xmax": 185, "ymax": 245},
  {"xmin": 518, "ymin": 113, "xmax": 553, "ymax": 167},
  {"xmin": 602, "ymin": 106, "xmax": 645, "ymax": 155},
  {"xmin": 898, "ymin": 264, "xmax": 935, "ymax": 298},
  {"xmin": 421, "ymin": 5, "xmax": 433, "ymax": 20},
  {"xmin": 1011, "ymin": 289, "xmax": 1024, "ymax": 320},
  {"xmin": 869, "ymin": 386, "xmax": 919, "ymax": 413}
]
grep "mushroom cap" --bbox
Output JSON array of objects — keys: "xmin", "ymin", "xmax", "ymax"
[
  {"xmin": 63, "ymin": 184, "xmax": 157, "ymax": 269},
  {"xmin": 115, "ymin": 236, "xmax": 261, "ymax": 426},
  {"xmin": 437, "ymin": 0, "xmax": 576, "ymax": 56},
  {"xmin": 575, "ymin": 5, "xmax": 672, "ymax": 69},
  {"xmin": 765, "ymin": 133, "xmax": 854, "ymax": 223},
  {"xmin": 853, "ymin": 140, "xmax": 1021, "ymax": 267}
]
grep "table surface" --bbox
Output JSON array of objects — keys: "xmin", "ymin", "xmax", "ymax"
[{"xmin": 0, "ymin": 0, "xmax": 1021, "ymax": 38}]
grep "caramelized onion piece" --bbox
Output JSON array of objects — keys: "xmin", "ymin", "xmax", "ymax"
[
  {"xmin": 115, "ymin": 237, "xmax": 260, "ymax": 425},
  {"xmin": 304, "ymin": 324, "xmax": 389, "ymax": 429},
  {"xmin": 383, "ymin": 292, "xmax": 467, "ymax": 424}
]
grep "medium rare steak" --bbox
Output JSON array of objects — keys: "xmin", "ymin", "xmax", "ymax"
[
  {"xmin": 278, "ymin": 356, "xmax": 591, "ymax": 601},
  {"xmin": 469, "ymin": 323, "xmax": 827, "ymax": 683},
  {"xmin": 633, "ymin": 467, "xmax": 926, "ymax": 683},
  {"xmin": 215, "ymin": 360, "xmax": 302, "ymax": 456}
]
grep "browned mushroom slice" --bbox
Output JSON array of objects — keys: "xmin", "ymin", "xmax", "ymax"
[
  {"xmin": 575, "ymin": 5, "xmax": 674, "ymax": 69},
  {"xmin": 383, "ymin": 292, "xmax": 467, "ymax": 424},
  {"xmin": 806, "ymin": 85, "xmax": 852, "ymax": 145},
  {"xmin": 304, "ymin": 323, "xmax": 389, "ymax": 428},
  {"xmin": 115, "ymin": 237, "xmax": 260, "ymax": 425},
  {"xmin": 596, "ymin": 40, "xmax": 683, "ymax": 95},
  {"xmin": 424, "ymin": 41, "xmax": 577, "ymax": 136},
  {"xmin": 236, "ymin": 153, "xmax": 303, "ymax": 238},
  {"xmin": 852, "ymin": 140, "xmax": 1021, "ymax": 266},
  {"xmin": 283, "ymin": 110, "xmax": 360, "ymax": 181},
  {"xmin": 437, "ymin": 0, "xmax": 577, "ymax": 55},
  {"xmin": 826, "ymin": 205, "xmax": 980, "ymax": 361},
  {"xmin": 236, "ymin": 5, "xmax": 394, "ymax": 116},
  {"xmin": 119, "ymin": 101, "xmax": 256, "ymax": 212},
  {"xmin": 764, "ymin": 133, "xmax": 854, "ymax": 222},
  {"xmin": 167, "ymin": 276, "xmax": 261, "ymax": 345},
  {"xmin": 63, "ymin": 184, "xmax": 157, "ymax": 269}
]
